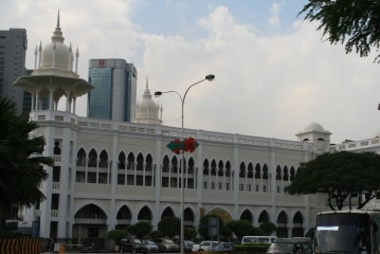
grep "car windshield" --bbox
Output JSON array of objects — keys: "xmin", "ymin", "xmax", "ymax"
[
  {"xmin": 164, "ymin": 239, "xmax": 175, "ymax": 244},
  {"xmin": 132, "ymin": 239, "xmax": 142, "ymax": 244},
  {"xmin": 143, "ymin": 240, "xmax": 155, "ymax": 244}
]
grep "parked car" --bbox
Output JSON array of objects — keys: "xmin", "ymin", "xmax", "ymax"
[
  {"xmin": 197, "ymin": 241, "xmax": 219, "ymax": 252},
  {"xmin": 184, "ymin": 240, "xmax": 194, "ymax": 252},
  {"xmin": 120, "ymin": 238, "xmax": 148, "ymax": 254},
  {"xmin": 141, "ymin": 239, "xmax": 159, "ymax": 253},
  {"xmin": 213, "ymin": 242, "xmax": 234, "ymax": 252},
  {"xmin": 153, "ymin": 238, "xmax": 180, "ymax": 253},
  {"xmin": 173, "ymin": 239, "xmax": 194, "ymax": 252},
  {"xmin": 266, "ymin": 237, "xmax": 312, "ymax": 254},
  {"xmin": 192, "ymin": 243, "xmax": 200, "ymax": 252}
]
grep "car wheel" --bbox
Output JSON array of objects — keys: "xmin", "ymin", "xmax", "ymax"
[
  {"xmin": 198, "ymin": 249, "xmax": 203, "ymax": 252},
  {"xmin": 163, "ymin": 248, "xmax": 168, "ymax": 253}
]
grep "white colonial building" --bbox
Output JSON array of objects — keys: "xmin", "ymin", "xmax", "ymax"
[{"xmin": 13, "ymin": 12, "xmax": 380, "ymax": 248}]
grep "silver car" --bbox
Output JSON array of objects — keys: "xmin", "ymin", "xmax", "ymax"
[
  {"xmin": 153, "ymin": 238, "xmax": 179, "ymax": 253},
  {"xmin": 141, "ymin": 239, "xmax": 159, "ymax": 253}
]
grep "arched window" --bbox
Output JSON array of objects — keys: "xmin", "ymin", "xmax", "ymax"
[
  {"xmin": 276, "ymin": 165, "xmax": 282, "ymax": 180},
  {"xmin": 146, "ymin": 154, "xmax": 153, "ymax": 171},
  {"xmin": 137, "ymin": 153, "xmax": 144, "ymax": 171},
  {"xmin": 283, "ymin": 166, "xmax": 289, "ymax": 181},
  {"xmin": 118, "ymin": 152, "xmax": 126, "ymax": 169},
  {"xmin": 239, "ymin": 162, "xmax": 246, "ymax": 178},
  {"xmin": 247, "ymin": 163, "xmax": 254, "ymax": 178},
  {"xmin": 88, "ymin": 149, "xmax": 97, "ymax": 167},
  {"xmin": 188, "ymin": 158, "xmax": 195, "ymax": 174},
  {"xmin": 218, "ymin": 160, "xmax": 224, "ymax": 176},
  {"xmin": 255, "ymin": 164, "xmax": 261, "ymax": 179},
  {"xmin": 225, "ymin": 161, "xmax": 231, "ymax": 177},
  {"xmin": 127, "ymin": 152, "xmax": 134, "ymax": 170},
  {"xmin": 203, "ymin": 159, "xmax": 209, "ymax": 175},
  {"xmin": 99, "ymin": 150, "xmax": 108, "ymax": 168},
  {"xmin": 263, "ymin": 164, "xmax": 269, "ymax": 179},
  {"xmin": 211, "ymin": 160, "xmax": 217, "ymax": 176},
  {"xmin": 77, "ymin": 148, "xmax": 86, "ymax": 166},
  {"xmin": 162, "ymin": 155, "xmax": 169, "ymax": 173},
  {"xmin": 290, "ymin": 166, "xmax": 296, "ymax": 181},
  {"xmin": 171, "ymin": 157, "xmax": 178, "ymax": 173}
]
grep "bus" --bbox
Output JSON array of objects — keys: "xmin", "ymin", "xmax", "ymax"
[
  {"xmin": 241, "ymin": 235, "xmax": 278, "ymax": 244},
  {"xmin": 314, "ymin": 210, "xmax": 380, "ymax": 254}
]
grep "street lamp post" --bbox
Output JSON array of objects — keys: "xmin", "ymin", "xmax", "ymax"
[{"xmin": 155, "ymin": 74, "xmax": 215, "ymax": 254}]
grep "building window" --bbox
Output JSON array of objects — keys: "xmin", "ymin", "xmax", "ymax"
[
  {"xmin": 218, "ymin": 182, "xmax": 223, "ymax": 190},
  {"xmin": 263, "ymin": 185, "xmax": 267, "ymax": 192},
  {"xmin": 88, "ymin": 172, "xmax": 96, "ymax": 183},
  {"xmin": 239, "ymin": 184, "xmax": 244, "ymax": 191},
  {"xmin": 136, "ymin": 176, "xmax": 143, "ymax": 186},
  {"xmin": 226, "ymin": 183, "xmax": 229, "ymax": 190},
  {"xmin": 256, "ymin": 185, "xmax": 259, "ymax": 192},
  {"xmin": 76, "ymin": 172, "xmax": 85, "ymax": 183},
  {"xmin": 277, "ymin": 186, "xmax": 280, "ymax": 193},
  {"xmin": 247, "ymin": 184, "xmax": 252, "ymax": 191},
  {"xmin": 203, "ymin": 182, "xmax": 208, "ymax": 189},
  {"xmin": 211, "ymin": 182, "xmax": 215, "ymax": 189}
]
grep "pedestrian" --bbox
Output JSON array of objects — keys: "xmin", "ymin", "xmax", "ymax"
[{"xmin": 50, "ymin": 237, "xmax": 55, "ymax": 252}]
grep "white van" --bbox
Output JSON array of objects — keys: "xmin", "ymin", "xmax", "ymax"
[{"xmin": 241, "ymin": 236, "xmax": 278, "ymax": 244}]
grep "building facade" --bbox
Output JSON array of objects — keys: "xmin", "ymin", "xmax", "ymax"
[
  {"xmin": 27, "ymin": 109, "xmax": 329, "ymax": 244},
  {"xmin": 0, "ymin": 28, "xmax": 28, "ymax": 113},
  {"xmin": 88, "ymin": 58, "xmax": 137, "ymax": 122}
]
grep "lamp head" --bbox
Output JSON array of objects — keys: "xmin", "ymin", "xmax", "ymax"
[
  {"xmin": 154, "ymin": 91, "xmax": 163, "ymax": 98},
  {"xmin": 205, "ymin": 74, "xmax": 215, "ymax": 81}
]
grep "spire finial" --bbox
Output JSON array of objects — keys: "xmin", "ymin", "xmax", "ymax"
[
  {"xmin": 51, "ymin": 10, "xmax": 64, "ymax": 43},
  {"xmin": 146, "ymin": 77, "xmax": 149, "ymax": 89},
  {"xmin": 57, "ymin": 10, "xmax": 60, "ymax": 28}
]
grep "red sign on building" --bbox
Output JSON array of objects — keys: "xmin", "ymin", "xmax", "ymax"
[{"xmin": 99, "ymin": 59, "xmax": 105, "ymax": 67}]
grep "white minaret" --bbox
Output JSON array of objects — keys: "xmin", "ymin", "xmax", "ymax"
[
  {"xmin": 13, "ymin": 11, "xmax": 94, "ymax": 241},
  {"xmin": 14, "ymin": 10, "xmax": 93, "ymax": 113}
]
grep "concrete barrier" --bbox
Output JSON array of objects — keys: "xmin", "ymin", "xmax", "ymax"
[{"xmin": 0, "ymin": 238, "xmax": 42, "ymax": 254}]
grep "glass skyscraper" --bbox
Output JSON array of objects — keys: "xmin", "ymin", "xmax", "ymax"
[
  {"xmin": 0, "ymin": 28, "xmax": 28, "ymax": 113},
  {"xmin": 88, "ymin": 59, "xmax": 137, "ymax": 122}
]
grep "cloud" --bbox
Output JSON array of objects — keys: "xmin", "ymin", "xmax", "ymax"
[
  {"xmin": 2, "ymin": 0, "xmax": 380, "ymax": 145},
  {"xmin": 268, "ymin": 2, "xmax": 283, "ymax": 28}
]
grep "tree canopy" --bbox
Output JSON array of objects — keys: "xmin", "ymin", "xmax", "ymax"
[
  {"xmin": 299, "ymin": 0, "xmax": 380, "ymax": 62},
  {"xmin": 157, "ymin": 217, "xmax": 180, "ymax": 238},
  {"xmin": 0, "ymin": 98, "xmax": 53, "ymax": 231},
  {"xmin": 127, "ymin": 221, "xmax": 152, "ymax": 238},
  {"xmin": 285, "ymin": 151, "xmax": 380, "ymax": 210}
]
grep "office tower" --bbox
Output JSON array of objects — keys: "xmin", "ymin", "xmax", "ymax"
[
  {"xmin": 0, "ymin": 28, "xmax": 28, "ymax": 113},
  {"xmin": 88, "ymin": 59, "xmax": 137, "ymax": 122}
]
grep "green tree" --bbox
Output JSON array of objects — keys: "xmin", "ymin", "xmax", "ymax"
[
  {"xmin": 157, "ymin": 217, "xmax": 180, "ymax": 238},
  {"xmin": 106, "ymin": 229, "xmax": 128, "ymax": 245},
  {"xmin": 226, "ymin": 220, "xmax": 255, "ymax": 240},
  {"xmin": 0, "ymin": 98, "xmax": 53, "ymax": 232},
  {"xmin": 299, "ymin": 0, "xmax": 380, "ymax": 62},
  {"xmin": 259, "ymin": 222, "xmax": 276, "ymax": 236},
  {"xmin": 127, "ymin": 222, "xmax": 153, "ymax": 238},
  {"xmin": 285, "ymin": 151, "xmax": 380, "ymax": 210},
  {"xmin": 184, "ymin": 226, "xmax": 197, "ymax": 240}
]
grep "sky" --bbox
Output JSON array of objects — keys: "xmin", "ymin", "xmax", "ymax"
[{"xmin": 2, "ymin": 0, "xmax": 380, "ymax": 144}]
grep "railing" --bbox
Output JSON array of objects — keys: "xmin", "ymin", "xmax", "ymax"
[{"xmin": 31, "ymin": 110, "xmax": 313, "ymax": 152}]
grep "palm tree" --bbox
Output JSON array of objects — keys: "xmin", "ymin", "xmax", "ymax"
[{"xmin": 0, "ymin": 98, "xmax": 53, "ymax": 232}]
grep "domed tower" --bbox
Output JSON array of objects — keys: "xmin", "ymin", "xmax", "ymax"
[
  {"xmin": 14, "ymin": 11, "xmax": 93, "ymax": 113},
  {"xmin": 133, "ymin": 78, "xmax": 162, "ymax": 125},
  {"xmin": 296, "ymin": 122, "xmax": 331, "ymax": 152}
]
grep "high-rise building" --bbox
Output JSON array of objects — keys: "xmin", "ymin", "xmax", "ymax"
[
  {"xmin": 0, "ymin": 28, "xmax": 28, "ymax": 113},
  {"xmin": 88, "ymin": 59, "xmax": 137, "ymax": 122}
]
